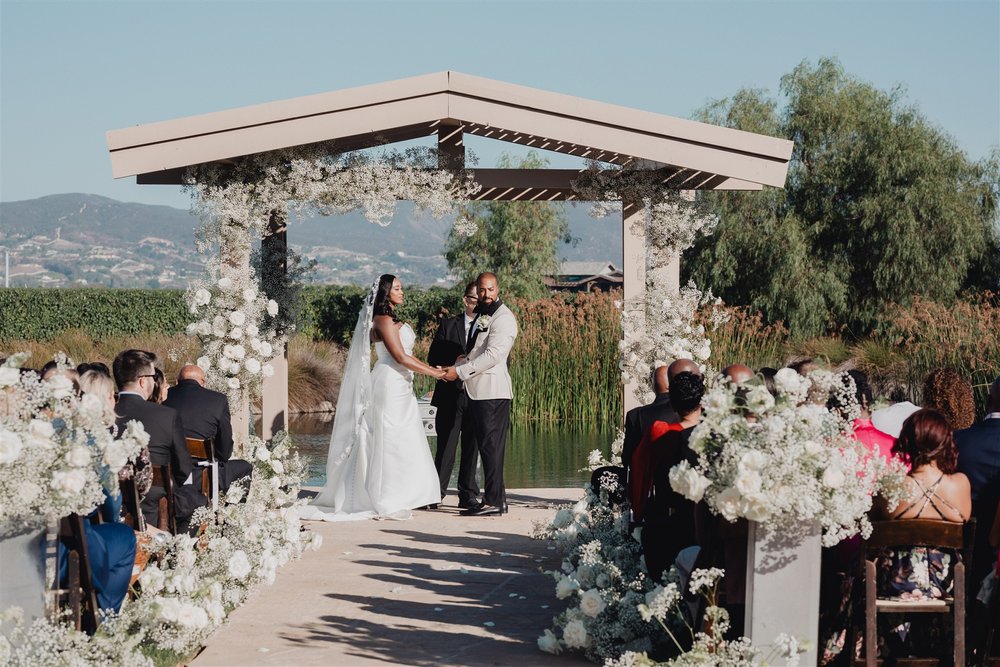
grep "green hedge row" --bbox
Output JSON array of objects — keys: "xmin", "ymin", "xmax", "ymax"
[
  {"xmin": 0, "ymin": 288, "xmax": 193, "ymax": 340},
  {"xmin": 0, "ymin": 286, "xmax": 467, "ymax": 342}
]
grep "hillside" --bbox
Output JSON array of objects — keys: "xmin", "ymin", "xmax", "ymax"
[{"xmin": 0, "ymin": 194, "xmax": 623, "ymax": 288}]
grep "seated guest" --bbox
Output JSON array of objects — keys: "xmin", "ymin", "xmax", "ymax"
[
  {"xmin": 76, "ymin": 361, "xmax": 111, "ymax": 378},
  {"xmin": 164, "ymin": 364, "xmax": 252, "ymax": 492},
  {"xmin": 113, "ymin": 350, "xmax": 208, "ymax": 534},
  {"xmin": 79, "ymin": 369, "xmax": 152, "ymax": 502},
  {"xmin": 147, "ymin": 367, "xmax": 169, "ymax": 404},
  {"xmin": 923, "ymin": 368, "xmax": 975, "ymax": 430},
  {"xmin": 954, "ymin": 377, "xmax": 1000, "ymax": 607},
  {"xmin": 637, "ymin": 371, "xmax": 705, "ymax": 584},
  {"xmin": 846, "ymin": 370, "xmax": 898, "ymax": 463},
  {"xmin": 872, "ymin": 409, "xmax": 971, "ymax": 660}
]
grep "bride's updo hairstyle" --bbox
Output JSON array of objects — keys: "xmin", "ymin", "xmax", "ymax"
[
  {"xmin": 668, "ymin": 371, "xmax": 705, "ymax": 418},
  {"xmin": 372, "ymin": 273, "xmax": 400, "ymax": 322}
]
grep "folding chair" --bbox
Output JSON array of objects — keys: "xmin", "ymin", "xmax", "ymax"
[
  {"xmin": 52, "ymin": 514, "xmax": 99, "ymax": 635},
  {"xmin": 854, "ymin": 518, "xmax": 976, "ymax": 667},
  {"xmin": 185, "ymin": 437, "xmax": 218, "ymax": 510},
  {"xmin": 119, "ymin": 477, "xmax": 146, "ymax": 532},
  {"xmin": 150, "ymin": 463, "xmax": 177, "ymax": 535}
]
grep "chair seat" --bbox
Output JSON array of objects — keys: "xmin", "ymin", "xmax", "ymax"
[{"xmin": 876, "ymin": 597, "xmax": 952, "ymax": 612}]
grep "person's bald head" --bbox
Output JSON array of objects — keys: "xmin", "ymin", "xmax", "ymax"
[
  {"xmin": 722, "ymin": 364, "xmax": 754, "ymax": 385},
  {"xmin": 652, "ymin": 366, "xmax": 670, "ymax": 395},
  {"xmin": 989, "ymin": 376, "xmax": 1000, "ymax": 412},
  {"xmin": 178, "ymin": 364, "xmax": 206, "ymax": 385},
  {"xmin": 668, "ymin": 358, "xmax": 700, "ymax": 380}
]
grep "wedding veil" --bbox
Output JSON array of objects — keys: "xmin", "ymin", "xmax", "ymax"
[{"xmin": 307, "ymin": 279, "xmax": 379, "ymax": 513}]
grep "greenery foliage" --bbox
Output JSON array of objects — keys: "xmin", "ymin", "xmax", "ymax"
[
  {"xmin": 0, "ymin": 288, "xmax": 192, "ymax": 340},
  {"xmin": 686, "ymin": 58, "xmax": 1000, "ymax": 338},
  {"xmin": 445, "ymin": 153, "xmax": 574, "ymax": 299}
]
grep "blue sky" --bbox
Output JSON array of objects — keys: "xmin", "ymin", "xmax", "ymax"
[{"xmin": 1, "ymin": 0, "xmax": 997, "ymax": 210}]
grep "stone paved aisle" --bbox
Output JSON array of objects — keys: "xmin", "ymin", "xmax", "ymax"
[{"xmin": 192, "ymin": 488, "xmax": 593, "ymax": 666}]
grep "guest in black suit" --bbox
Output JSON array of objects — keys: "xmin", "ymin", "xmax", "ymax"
[
  {"xmin": 164, "ymin": 364, "xmax": 253, "ymax": 491},
  {"xmin": 623, "ymin": 359, "xmax": 701, "ymax": 477},
  {"xmin": 955, "ymin": 376, "xmax": 1000, "ymax": 592},
  {"xmin": 428, "ymin": 282, "xmax": 481, "ymax": 509},
  {"xmin": 113, "ymin": 349, "xmax": 208, "ymax": 534}
]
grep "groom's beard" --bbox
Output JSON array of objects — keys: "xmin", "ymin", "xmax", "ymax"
[{"xmin": 475, "ymin": 297, "xmax": 503, "ymax": 316}]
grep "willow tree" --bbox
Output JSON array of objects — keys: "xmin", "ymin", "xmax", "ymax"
[{"xmin": 686, "ymin": 58, "xmax": 1000, "ymax": 337}]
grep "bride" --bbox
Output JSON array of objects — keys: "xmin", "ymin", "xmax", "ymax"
[{"xmin": 300, "ymin": 274, "xmax": 444, "ymax": 521}]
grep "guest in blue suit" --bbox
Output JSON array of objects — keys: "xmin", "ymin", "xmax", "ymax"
[{"xmin": 954, "ymin": 376, "xmax": 1000, "ymax": 591}]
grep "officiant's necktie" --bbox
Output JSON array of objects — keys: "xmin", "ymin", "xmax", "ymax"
[{"xmin": 465, "ymin": 315, "xmax": 480, "ymax": 353}]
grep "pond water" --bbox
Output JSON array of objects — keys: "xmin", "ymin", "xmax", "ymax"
[{"xmin": 285, "ymin": 414, "xmax": 615, "ymax": 489}]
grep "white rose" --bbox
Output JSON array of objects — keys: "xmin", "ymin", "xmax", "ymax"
[
  {"xmin": 595, "ymin": 573, "xmax": 610, "ymax": 589},
  {"xmin": 228, "ymin": 310, "xmax": 246, "ymax": 327},
  {"xmin": 804, "ymin": 440, "xmax": 824, "ymax": 455},
  {"xmin": 0, "ymin": 366, "xmax": 20, "ymax": 387},
  {"xmin": 242, "ymin": 288, "xmax": 258, "ymax": 303},
  {"xmin": 46, "ymin": 375, "xmax": 75, "ymax": 399},
  {"xmin": 79, "ymin": 393, "xmax": 106, "ymax": 419},
  {"xmin": 262, "ymin": 364, "xmax": 275, "ymax": 378},
  {"xmin": 734, "ymin": 470, "xmax": 762, "ymax": 497},
  {"xmin": 745, "ymin": 385, "xmax": 775, "ymax": 414},
  {"xmin": 194, "ymin": 288, "xmax": 211, "ymax": 306},
  {"xmin": 140, "ymin": 565, "xmax": 165, "ymax": 594},
  {"xmin": 229, "ymin": 345, "xmax": 246, "ymax": 360},
  {"xmin": 217, "ymin": 276, "xmax": 233, "ymax": 290},
  {"xmin": 739, "ymin": 450, "xmax": 768, "ymax": 472},
  {"xmin": 244, "ymin": 358, "xmax": 261, "ymax": 374},
  {"xmin": 246, "ymin": 323, "xmax": 259, "ymax": 337},
  {"xmin": 198, "ymin": 321, "xmax": 213, "ymax": 336},
  {"xmin": 562, "ymin": 619, "xmax": 589, "ymax": 649},
  {"xmin": 185, "ymin": 323, "xmax": 198, "ymax": 336},
  {"xmin": 822, "ymin": 466, "xmax": 846, "ymax": 489},
  {"xmin": 229, "ymin": 327, "xmax": 243, "ymax": 340},
  {"xmin": 177, "ymin": 603, "xmax": 208, "ymax": 629},
  {"xmin": 228, "ymin": 550, "xmax": 252, "ymax": 579},
  {"xmin": 156, "ymin": 596, "xmax": 181, "ymax": 622},
  {"xmin": 669, "ymin": 462, "xmax": 710, "ymax": 503},
  {"xmin": 555, "ymin": 575, "xmax": 579, "ymax": 600},
  {"xmin": 103, "ymin": 442, "xmax": 129, "ymax": 472},
  {"xmin": 716, "ymin": 487, "xmax": 744, "ymax": 521},
  {"xmin": 552, "ymin": 508, "xmax": 573, "ymax": 529},
  {"xmin": 196, "ymin": 356, "xmax": 212, "ymax": 372},
  {"xmin": 124, "ymin": 420, "xmax": 149, "ymax": 446},
  {"xmin": 538, "ymin": 629, "xmax": 562, "ymax": 655},
  {"xmin": 579, "ymin": 588, "xmax": 606, "ymax": 618},
  {"xmin": 259, "ymin": 341, "xmax": 274, "ymax": 358},
  {"xmin": 271, "ymin": 459, "xmax": 284, "ymax": 475},
  {"xmin": 267, "ymin": 300, "xmax": 279, "ymax": 317},
  {"xmin": 28, "ymin": 419, "xmax": 56, "ymax": 445},
  {"xmin": 744, "ymin": 498, "xmax": 772, "ymax": 522},
  {"xmin": 65, "ymin": 446, "xmax": 92, "ymax": 468},
  {"xmin": 227, "ymin": 377, "xmax": 240, "ymax": 390},
  {"xmin": 53, "ymin": 469, "xmax": 88, "ymax": 495},
  {"xmin": 256, "ymin": 446, "xmax": 271, "ymax": 462}
]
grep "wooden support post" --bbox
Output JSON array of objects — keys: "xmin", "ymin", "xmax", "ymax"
[
  {"xmin": 622, "ymin": 198, "xmax": 646, "ymax": 418},
  {"xmin": 438, "ymin": 121, "xmax": 465, "ymax": 170},
  {"xmin": 261, "ymin": 209, "xmax": 289, "ymax": 441}
]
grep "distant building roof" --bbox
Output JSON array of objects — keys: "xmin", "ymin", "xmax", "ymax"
[{"xmin": 557, "ymin": 261, "xmax": 621, "ymax": 278}]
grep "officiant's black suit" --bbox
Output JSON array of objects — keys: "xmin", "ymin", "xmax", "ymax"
[
  {"xmin": 428, "ymin": 314, "xmax": 480, "ymax": 506},
  {"xmin": 115, "ymin": 394, "xmax": 208, "ymax": 533},
  {"xmin": 164, "ymin": 379, "xmax": 253, "ymax": 491}
]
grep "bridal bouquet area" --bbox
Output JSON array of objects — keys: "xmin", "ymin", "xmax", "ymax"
[
  {"xmin": 533, "ymin": 369, "xmax": 908, "ymax": 666},
  {"xmin": 0, "ymin": 354, "xmax": 321, "ymax": 666}
]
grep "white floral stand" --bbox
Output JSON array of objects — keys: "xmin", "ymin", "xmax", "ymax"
[
  {"xmin": 0, "ymin": 526, "xmax": 48, "ymax": 629},
  {"xmin": 745, "ymin": 520, "xmax": 821, "ymax": 665}
]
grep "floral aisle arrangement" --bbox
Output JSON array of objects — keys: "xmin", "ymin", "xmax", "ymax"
[
  {"xmin": 669, "ymin": 369, "xmax": 908, "ymax": 546},
  {"xmin": 0, "ymin": 431, "xmax": 321, "ymax": 665},
  {"xmin": 0, "ymin": 353, "xmax": 147, "ymax": 536},
  {"xmin": 533, "ymin": 481, "xmax": 663, "ymax": 663}
]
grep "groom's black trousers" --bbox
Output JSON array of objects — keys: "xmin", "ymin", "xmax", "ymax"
[
  {"xmin": 433, "ymin": 390, "xmax": 480, "ymax": 504},
  {"xmin": 468, "ymin": 398, "xmax": 511, "ymax": 507}
]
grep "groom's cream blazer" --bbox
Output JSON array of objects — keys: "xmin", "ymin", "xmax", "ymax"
[{"xmin": 455, "ymin": 303, "xmax": 518, "ymax": 400}]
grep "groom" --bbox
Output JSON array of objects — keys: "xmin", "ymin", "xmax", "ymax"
[{"xmin": 444, "ymin": 272, "xmax": 518, "ymax": 517}]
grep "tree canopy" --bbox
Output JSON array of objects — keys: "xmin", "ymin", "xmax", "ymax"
[
  {"xmin": 685, "ymin": 58, "xmax": 1000, "ymax": 338},
  {"xmin": 445, "ymin": 153, "xmax": 573, "ymax": 300}
]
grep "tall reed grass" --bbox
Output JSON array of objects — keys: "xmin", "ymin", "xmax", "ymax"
[{"xmin": 702, "ymin": 307, "xmax": 789, "ymax": 371}]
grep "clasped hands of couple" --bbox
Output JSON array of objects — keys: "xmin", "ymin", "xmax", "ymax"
[{"xmin": 430, "ymin": 356, "xmax": 464, "ymax": 382}]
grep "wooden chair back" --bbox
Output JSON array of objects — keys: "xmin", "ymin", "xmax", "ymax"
[
  {"xmin": 854, "ymin": 518, "xmax": 976, "ymax": 667},
  {"xmin": 150, "ymin": 463, "xmax": 177, "ymax": 535},
  {"xmin": 52, "ymin": 514, "xmax": 100, "ymax": 634},
  {"xmin": 185, "ymin": 437, "xmax": 215, "ymax": 463},
  {"xmin": 185, "ymin": 437, "xmax": 217, "ymax": 505},
  {"xmin": 119, "ymin": 477, "xmax": 145, "ymax": 532}
]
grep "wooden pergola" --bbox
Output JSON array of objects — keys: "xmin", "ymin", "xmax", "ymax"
[{"xmin": 107, "ymin": 71, "xmax": 792, "ymax": 435}]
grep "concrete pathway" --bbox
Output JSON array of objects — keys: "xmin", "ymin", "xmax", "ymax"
[{"xmin": 192, "ymin": 488, "xmax": 593, "ymax": 667}]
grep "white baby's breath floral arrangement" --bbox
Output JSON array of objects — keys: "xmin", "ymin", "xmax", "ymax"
[
  {"xmin": 0, "ymin": 608, "xmax": 152, "ymax": 667},
  {"xmin": 669, "ymin": 369, "xmax": 908, "ymax": 546},
  {"xmin": 0, "ymin": 353, "xmax": 147, "ymax": 536}
]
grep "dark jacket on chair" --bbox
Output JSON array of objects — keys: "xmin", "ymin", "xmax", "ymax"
[{"xmin": 955, "ymin": 416, "xmax": 1000, "ymax": 585}]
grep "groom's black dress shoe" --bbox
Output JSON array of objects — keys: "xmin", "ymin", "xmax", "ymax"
[
  {"xmin": 417, "ymin": 504, "xmax": 438, "ymax": 510},
  {"xmin": 460, "ymin": 503, "xmax": 505, "ymax": 517},
  {"xmin": 457, "ymin": 499, "xmax": 479, "ymax": 510}
]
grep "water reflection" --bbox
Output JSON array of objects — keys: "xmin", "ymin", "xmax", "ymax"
[{"xmin": 283, "ymin": 414, "xmax": 614, "ymax": 489}]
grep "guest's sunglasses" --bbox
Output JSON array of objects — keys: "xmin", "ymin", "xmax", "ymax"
[{"xmin": 464, "ymin": 295, "xmax": 478, "ymax": 302}]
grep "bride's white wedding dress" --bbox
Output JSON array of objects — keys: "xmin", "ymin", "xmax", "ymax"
[{"xmin": 301, "ymin": 321, "xmax": 441, "ymax": 522}]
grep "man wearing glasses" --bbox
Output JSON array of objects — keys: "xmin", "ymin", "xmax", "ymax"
[
  {"xmin": 427, "ymin": 281, "xmax": 481, "ymax": 510},
  {"xmin": 113, "ymin": 349, "xmax": 208, "ymax": 534}
]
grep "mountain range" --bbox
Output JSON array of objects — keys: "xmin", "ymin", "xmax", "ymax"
[{"xmin": 0, "ymin": 193, "xmax": 623, "ymax": 288}]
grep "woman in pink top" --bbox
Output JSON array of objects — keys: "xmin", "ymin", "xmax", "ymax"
[{"xmin": 846, "ymin": 370, "xmax": 898, "ymax": 462}]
